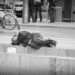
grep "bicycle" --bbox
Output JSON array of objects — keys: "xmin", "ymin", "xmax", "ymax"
[{"xmin": 0, "ymin": 9, "xmax": 20, "ymax": 30}]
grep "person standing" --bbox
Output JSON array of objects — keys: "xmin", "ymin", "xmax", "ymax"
[
  {"xmin": 47, "ymin": 0, "xmax": 55, "ymax": 23},
  {"xmin": 34, "ymin": 0, "xmax": 44, "ymax": 22},
  {"xmin": 28, "ymin": 0, "xmax": 35, "ymax": 22}
]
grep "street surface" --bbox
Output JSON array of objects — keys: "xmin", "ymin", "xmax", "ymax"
[{"xmin": 0, "ymin": 22, "xmax": 75, "ymax": 49}]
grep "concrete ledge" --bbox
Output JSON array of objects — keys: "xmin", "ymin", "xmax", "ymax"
[
  {"xmin": 19, "ymin": 22, "xmax": 75, "ymax": 28},
  {"xmin": 0, "ymin": 44, "xmax": 75, "ymax": 58},
  {"xmin": 0, "ymin": 44, "xmax": 75, "ymax": 75}
]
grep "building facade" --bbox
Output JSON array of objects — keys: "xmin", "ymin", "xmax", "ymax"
[
  {"xmin": 56, "ymin": 0, "xmax": 75, "ymax": 22},
  {"xmin": 0, "ymin": 0, "xmax": 75, "ymax": 22}
]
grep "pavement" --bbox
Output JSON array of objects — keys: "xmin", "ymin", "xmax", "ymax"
[
  {"xmin": 1, "ymin": 18, "xmax": 75, "ymax": 33},
  {"xmin": 17, "ymin": 18, "xmax": 75, "ymax": 28}
]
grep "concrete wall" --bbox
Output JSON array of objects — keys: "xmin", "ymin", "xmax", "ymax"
[{"xmin": 0, "ymin": 44, "xmax": 75, "ymax": 75}]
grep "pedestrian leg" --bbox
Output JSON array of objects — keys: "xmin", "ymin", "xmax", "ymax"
[
  {"xmin": 48, "ymin": 7, "xmax": 54, "ymax": 23},
  {"xmin": 28, "ymin": 8, "xmax": 31, "ymax": 22},
  {"xmin": 50, "ymin": 8, "xmax": 55, "ymax": 22},
  {"xmin": 35, "ymin": 6, "xmax": 38, "ymax": 22},
  {"xmin": 31, "ymin": 7, "xmax": 35, "ymax": 22},
  {"xmin": 39, "ymin": 6, "xmax": 42, "ymax": 22}
]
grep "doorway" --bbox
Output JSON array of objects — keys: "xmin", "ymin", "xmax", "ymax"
[
  {"xmin": 71, "ymin": 0, "xmax": 75, "ymax": 21},
  {"xmin": 63, "ymin": 0, "xmax": 72, "ymax": 21}
]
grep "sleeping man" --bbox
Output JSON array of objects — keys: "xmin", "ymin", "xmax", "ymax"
[{"xmin": 11, "ymin": 31, "xmax": 57, "ymax": 49}]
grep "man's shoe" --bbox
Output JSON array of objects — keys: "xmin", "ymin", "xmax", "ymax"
[
  {"xmin": 28, "ymin": 21, "xmax": 30, "ymax": 23},
  {"xmin": 50, "ymin": 19, "xmax": 54, "ymax": 23},
  {"xmin": 40, "ymin": 20, "xmax": 42, "ymax": 22},
  {"xmin": 47, "ymin": 20, "xmax": 50, "ymax": 22},
  {"xmin": 47, "ymin": 40, "xmax": 57, "ymax": 47}
]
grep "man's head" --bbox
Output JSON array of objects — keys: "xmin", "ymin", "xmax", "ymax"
[{"xmin": 11, "ymin": 34, "xmax": 18, "ymax": 45}]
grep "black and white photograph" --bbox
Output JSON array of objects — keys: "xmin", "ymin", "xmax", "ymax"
[{"xmin": 0, "ymin": 0, "xmax": 75, "ymax": 75}]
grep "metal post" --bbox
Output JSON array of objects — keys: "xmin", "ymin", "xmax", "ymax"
[{"xmin": 22, "ymin": 0, "xmax": 29, "ymax": 24}]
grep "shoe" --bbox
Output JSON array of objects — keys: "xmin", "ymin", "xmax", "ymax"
[
  {"xmin": 47, "ymin": 20, "xmax": 50, "ymax": 22},
  {"xmin": 40, "ymin": 20, "xmax": 42, "ymax": 22},
  {"xmin": 50, "ymin": 21, "xmax": 54, "ymax": 23},
  {"xmin": 34, "ymin": 20, "xmax": 37, "ymax": 23},
  {"xmin": 28, "ymin": 21, "xmax": 30, "ymax": 23},
  {"xmin": 50, "ymin": 19, "xmax": 54, "ymax": 23},
  {"xmin": 47, "ymin": 40, "xmax": 57, "ymax": 47}
]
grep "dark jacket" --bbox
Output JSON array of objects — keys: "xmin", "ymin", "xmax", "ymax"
[{"xmin": 28, "ymin": 0, "xmax": 35, "ymax": 7}]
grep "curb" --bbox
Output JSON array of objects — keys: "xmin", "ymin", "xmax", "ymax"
[
  {"xmin": 19, "ymin": 22, "xmax": 75, "ymax": 28},
  {"xmin": 0, "ymin": 22, "xmax": 75, "ymax": 34}
]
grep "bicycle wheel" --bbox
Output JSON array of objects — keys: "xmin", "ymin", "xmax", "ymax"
[
  {"xmin": 0, "ymin": 17, "xmax": 3, "ymax": 26},
  {"xmin": 2, "ymin": 13, "xmax": 18, "ymax": 30}
]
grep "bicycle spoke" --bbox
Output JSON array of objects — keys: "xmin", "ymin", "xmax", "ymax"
[{"xmin": 3, "ymin": 14, "xmax": 17, "ymax": 30}]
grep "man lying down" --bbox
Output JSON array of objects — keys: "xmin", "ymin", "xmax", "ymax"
[{"xmin": 11, "ymin": 31, "xmax": 57, "ymax": 49}]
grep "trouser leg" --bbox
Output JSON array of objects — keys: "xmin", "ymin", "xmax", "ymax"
[
  {"xmin": 31, "ymin": 7, "xmax": 35, "ymax": 22},
  {"xmin": 48, "ymin": 7, "xmax": 55, "ymax": 22},
  {"xmin": 28, "ymin": 8, "xmax": 31, "ymax": 22},
  {"xmin": 35, "ymin": 6, "xmax": 38, "ymax": 22},
  {"xmin": 38, "ymin": 6, "xmax": 42, "ymax": 22}
]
